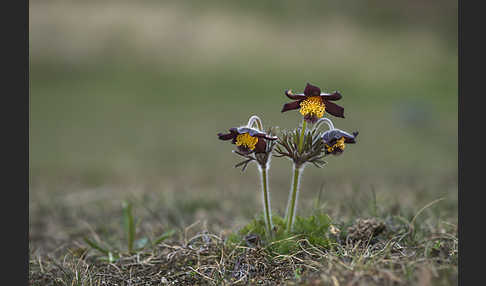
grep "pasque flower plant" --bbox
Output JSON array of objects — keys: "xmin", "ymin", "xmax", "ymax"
[
  {"xmin": 218, "ymin": 82, "xmax": 358, "ymax": 236},
  {"xmin": 277, "ymin": 83, "xmax": 357, "ymax": 231},
  {"xmin": 218, "ymin": 115, "xmax": 278, "ymax": 237}
]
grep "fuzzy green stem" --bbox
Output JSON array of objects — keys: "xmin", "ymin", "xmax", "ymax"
[
  {"xmin": 286, "ymin": 165, "xmax": 302, "ymax": 232},
  {"xmin": 259, "ymin": 166, "xmax": 273, "ymax": 238},
  {"xmin": 298, "ymin": 119, "xmax": 307, "ymax": 153}
]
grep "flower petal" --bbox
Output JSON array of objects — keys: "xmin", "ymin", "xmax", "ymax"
[
  {"xmin": 331, "ymin": 149, "xmax": 344, "ymax": 155},
  {"xmin": 303, "ymin": 83, "xmax": 321, "ymax": 97},
  {"xmin": 217, "ymin": 131, "xmax": 236, "ymax": 141},
  {"xmin": 254, "ymin": 138, "xmax": 267, "ymax": 153},
  {"xmin": 321, "ymin": 91, "xmax": 342, "ymax": 101},
  {"xmin": 324, "ymin": 100, "xmax": 345, "ymax": 118},
  {"xmin": 260, "ymin": 134, "xmax": 278, "ymax": 140},
  {"xmin": 236, "ymin": 127, "xmax": 261, "ymax": 136},
  {"xmin": 344, "ymin": 131, "xmax": 359, "ymax": 143},
  {"xmin": 285, "ymin": 89, "xmax": 306, "ymax": 100},
  {"xmin": 322, "ymin": 129, "xmax": 357, "ymax": 144},
  {"xmin": 304, "ymin": 114, "xmax": 319, "ymax": 124},
  {"xmin": 236, "ymin": 127, "xmax": 278, "ymax": 140},
  {"xmin": 237, "ymin": 145, "xmax": 253, "ymax": 155},
  {"xmin": 281, "ymin": 100, "xmax": 301, "ymax": 112}
]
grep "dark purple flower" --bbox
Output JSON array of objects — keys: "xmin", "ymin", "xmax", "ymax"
[
  {"xmin": 321, "ymin": 129, "xmax": 358, "ymax": 155},
  {"xmin": 281, "ymin": 83, "xmax": 344, "ymax": 123},
  {"xmin": 218, "ymin": 127, "xmax": 278, "ymax": 154}
]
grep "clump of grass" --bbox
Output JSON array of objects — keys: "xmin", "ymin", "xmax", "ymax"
[
  {"xmin": 83, "ymin": 200, "xmax": 175, "ymax": 263},
  {"xmin": 226, "ymin": 212, "xmax": 333, "ymax": 255}
]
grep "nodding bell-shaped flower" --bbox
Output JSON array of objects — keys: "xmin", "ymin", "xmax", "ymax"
[
  {"xmin": 321, "ymin": 129, "xmax": 358, "ymax": 155},
  {"xmin": 218, "ymin": 127, "xmax": 278, "ymax": 155},
  {"xmin": 281, "ymin": 83, "xmax": 345, "ymax": 123},
  {"xmin": 217, "ymin": 116, "xmax": 278, "ymax": 155}
]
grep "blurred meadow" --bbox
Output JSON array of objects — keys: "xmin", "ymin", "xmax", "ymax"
[{"xmin": 30, "ymin": 0, "xmax": 457, "ymax": 284}]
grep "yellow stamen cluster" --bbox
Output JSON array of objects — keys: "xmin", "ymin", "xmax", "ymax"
[
  {"xmin": 326, "ymin": 137, "xmax": 346, "ymax": 153},
  {"xmin": 299, "ymin": 96, "xmax": 326, "ymax": 118},
  {"xmin": 236, "ymin": 133, "xmax": 259, "ymax": 150}
]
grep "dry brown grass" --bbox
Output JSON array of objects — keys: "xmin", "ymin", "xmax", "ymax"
[{"xmin": 29, "ymin": 214, "xmax": 457, "ymax": 285}]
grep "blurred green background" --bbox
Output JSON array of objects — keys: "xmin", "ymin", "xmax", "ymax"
[{"xmin": 30, "ymin": 0, "xmax": 457, "ymax": 235}]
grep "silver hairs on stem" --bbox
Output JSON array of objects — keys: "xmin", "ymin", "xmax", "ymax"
[
  {"xmin": 314, "ymin": 117, "xmax": 335, "ymax": 131},
  {"xmin": 247, "ymin": 115, "xmax": 263, "ymax": 131}
]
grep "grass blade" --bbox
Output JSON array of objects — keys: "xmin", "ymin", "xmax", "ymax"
[
  {"xmin": 83, "ymin": 237, "xmax": 109, "ymax": 255},
  {"xmin": 122, "ymin": 201, "xmax": 136, "ymax": 253},
  {"xmin": 153, "ymin": 229, "xmax": 176, "ymax": 245}
]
